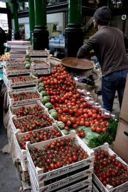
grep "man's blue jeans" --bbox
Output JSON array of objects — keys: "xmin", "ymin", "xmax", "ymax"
[{"xmin": 102, "ymin": 70, "xmax": 128, "ymax": 112}]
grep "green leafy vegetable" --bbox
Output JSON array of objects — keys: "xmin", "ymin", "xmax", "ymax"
[{"xmin": 88, "ymin": 118, "xmax": 118, "ymax": 148}]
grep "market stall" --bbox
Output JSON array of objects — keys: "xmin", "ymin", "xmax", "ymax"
[{"xmin": 0, "ymin": 41, "xmax": 128, "ymax": 192}]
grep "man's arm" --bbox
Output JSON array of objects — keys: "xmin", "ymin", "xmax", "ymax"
[{"xmin": 77, "ymin": 36, "xmax": 96, "ymax": 58}]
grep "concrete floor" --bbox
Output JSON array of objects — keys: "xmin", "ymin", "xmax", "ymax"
[{"xmin": 0, "ymin": 127, "xmax": 21, "ymax": 192}]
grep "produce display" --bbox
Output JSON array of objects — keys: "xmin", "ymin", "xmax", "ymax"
[
  {"xmin": 29, "ymin": 137, "xmax": 89, "ymax": 172},
  {"xmin": 18, "ymin": 127, "xmax": 62, "ymax": 149},
  {"xmin": 11, "ymin": 104, "xmax": 45, "ymax": 117},
  {"xmin": 13, "ymin": 114, "xmax": 53, "ymax": 132},
  {"xmin": 39, "ymin": 65, "xmax": 110, "ymax": 133},
  {"xmin": 3, "ymin": 47, "xmax": 126, "ymax": 192},
  {"xmin": 9, "ymin": 91, "xmax": 40, "ymax": 102},
  {"xmin": 94, "ymin": 149, "xmax": 128, "ymax": 187}
]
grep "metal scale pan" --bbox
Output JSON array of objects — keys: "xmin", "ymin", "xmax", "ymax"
[{"xmin": 61, "ymin": 57, "xmax": 94, "ymax": 71}]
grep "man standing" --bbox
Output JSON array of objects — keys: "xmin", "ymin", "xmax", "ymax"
[{"xmin": 77, "ymin": 6, "xmax": 128, "ymax": 112}]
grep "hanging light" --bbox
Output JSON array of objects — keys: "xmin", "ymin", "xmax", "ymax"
[{"xmin": 111, "ymin": 0, "xmax": 122, "ymax": 8}]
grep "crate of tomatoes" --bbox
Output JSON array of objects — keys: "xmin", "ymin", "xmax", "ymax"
[
  {"xmin": 26, "ymin": 133, "xmax": 94, "ymax": 185},
  {"xmin": 10, "ymin": 100, "xmax": 47, "ymax": 118},
  {"xmin": 14, "ymin": 126, "xmax": 63, "ymax": 171},
  {"xmin": 8, "ymin": 90, "xmax": 41, "ymax": 106},
  {"xmin": 8, "ymin": 75, "xmax": 38, "ymax": 89},
  {"xmin": 93, "ymin": 143, "xmax": 128, "ymax": 192},
  {"xmin": 6, "ymin": 59, "xmax": 25, "ymax": 67},
  {"xmin": 11, "ymin": 111, "xmax": 54, "ymax": 133},
  {"xmin": 3, "ymin": 65, "xmax": 31, "ymax": 77}
]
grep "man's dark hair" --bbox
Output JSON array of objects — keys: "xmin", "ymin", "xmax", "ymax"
[{"xmin": 93, "ymin": 6, "xmax": 111, "ymax": 26}]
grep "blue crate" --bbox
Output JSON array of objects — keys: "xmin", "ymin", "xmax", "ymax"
[{"xmin": 0, "ymin": 70, "xmax": 3, "ymax": 80}]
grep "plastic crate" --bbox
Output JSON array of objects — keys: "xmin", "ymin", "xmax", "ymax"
[
  {"xmin": 93, "ymin": 143, "xmax": 128, "ymax": 192},
  {"xmin": 27, "ymin": 133, "xmax": 94, "ymax": 183},
  {"xmin": 0, "ymin": 70, "xmax": 3, "ymax": 80},
  {"xmin": 8, "ymin": 89, "xmax": 41, "ymax": 106}
]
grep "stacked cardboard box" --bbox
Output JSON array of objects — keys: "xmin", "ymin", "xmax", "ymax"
[{"xmin": 113, "ymin": 77, "xmax": 128, "ymax": 163}]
